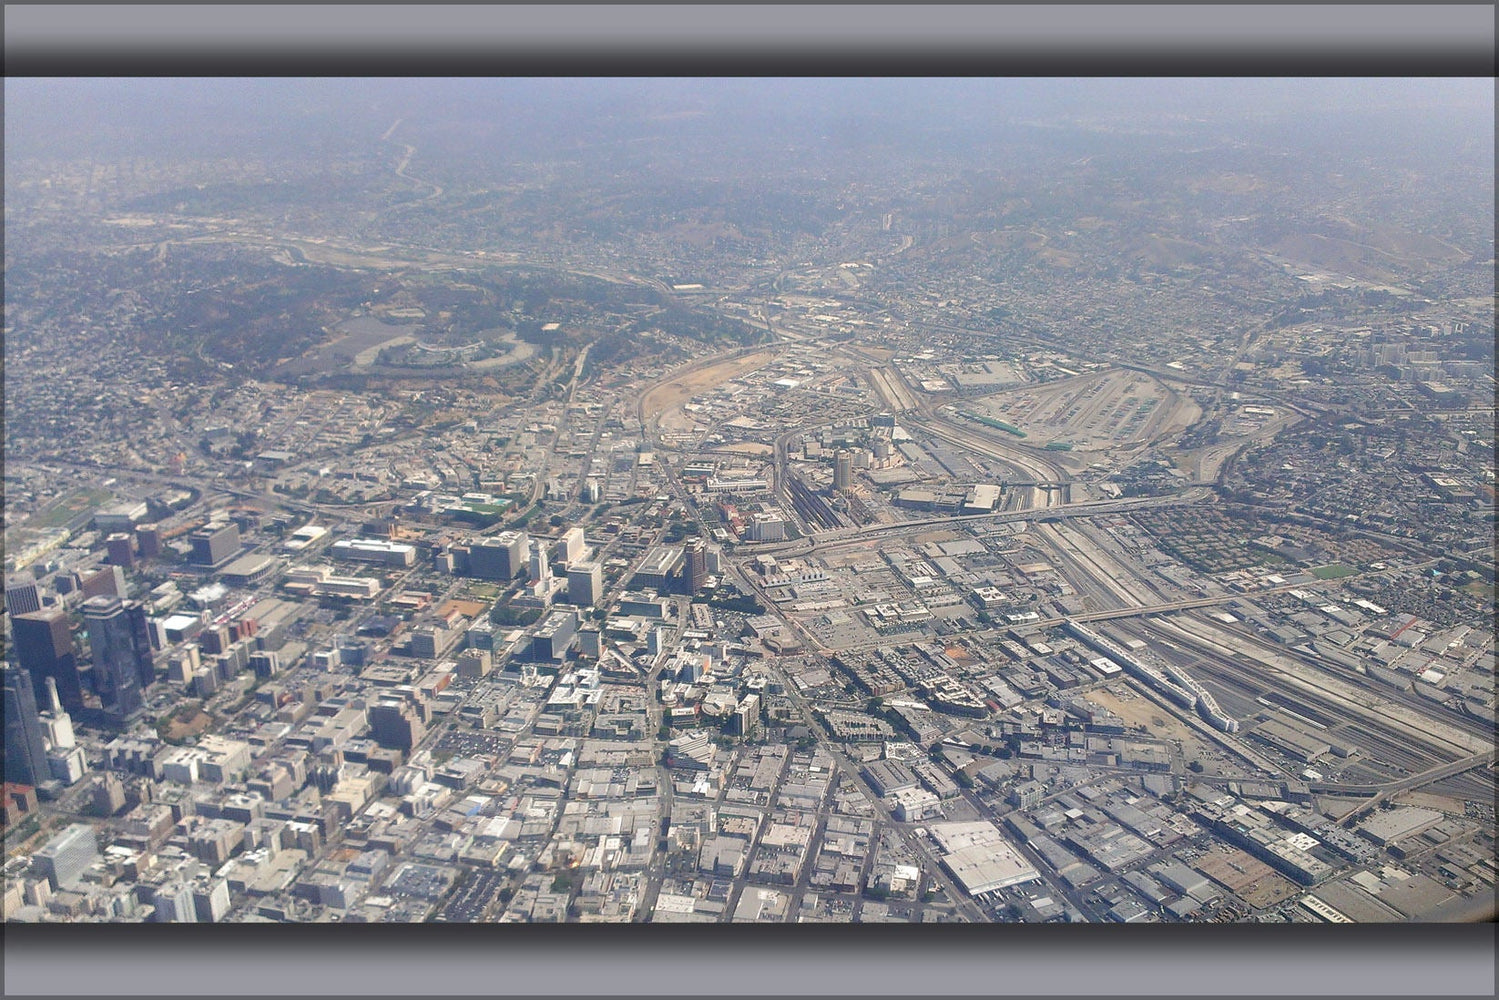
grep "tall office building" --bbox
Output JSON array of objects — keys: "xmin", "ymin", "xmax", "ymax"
[
  {"xmin": 455, "ymin": 648, "xmax": 494, "ymax": 679},
  {"xmin": 833, "ymin": 449, "xmax": 854, "ymax": 492},
  {"xmin": 567, "ymin": 561, "xmax": 603, "ymax": 607},
  {"xmin": 33, "ymin": 823, "xmax": 100, "ymax": 890},
  {"xmin": 188, "ymin": 522, "xmax": 241, "ymax": 568},
  {"xmin": 82, "ymin": 596, "xmax": 155, "ymax": 727},
  {"xmin": 5, "ymin": 574, "xmax": 43, "ymax": 617},
  {"xmin": 556, "ymin": 526, "xmax": 586, "ymax": 566},
  {"xmin": 746, "ymin": 514, "xmax": 785, "ymax": 543},
  {"xmin": 152, "ymin": 882, "xmax": 198, "ymax": 923},
  {"xmin": 106, "ymin": 533, "xmax": 137, "ymax": 568},
  {"xmin": 3, "ymin": 663, "xmax": 51, "ymax": 787},
  {"xmin": 79, "ymin": 564, "xmax": 127, "ymax": 600},
  {"xmin": 631, "ymin": 544, "xmax": 685, "ymax": 593},
  {"xmin": 192, "ymin": 879, "xmax": 232, "ymax": 923},
  {"xmin": 684, "ymin": 538, "xmax": 708, "ymax": 595},
  {"xmin": 135, "ymin": 523, "xmax": 164, "ymax": 559},
  {"xmin": 11, "ymin": 608, "xmax": 84, "ymax": 712},
  {"xmin": 531, "ymin": 609, "xmax": 578, "ymax": 661},
  {"xmin": 248, "ymin": 650, "xmax": 281, "ymax": 680},
  {"xmin": 368, "ymin": 699, "xmax": 427, "ymax": 751},
  {"xmin": 198, "ymin": 623, "xmax": 231, "ymax": 656},
  {"xmin": 90, "ymin": 772, "xmax": 128, "ymax": 817},
  {"xmin": 468, "ymin": 530, "xmax": 527, "ymax": 581}
]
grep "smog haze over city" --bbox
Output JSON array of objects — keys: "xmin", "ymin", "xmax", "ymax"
[{"xmin": 3, "ymin": 75, "xmax": 1495, "ymax": 942}]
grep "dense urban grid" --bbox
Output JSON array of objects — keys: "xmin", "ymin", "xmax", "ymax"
[{"xmin": 3, "ymin": 79, "xmax": 1494, "ymax": 925}]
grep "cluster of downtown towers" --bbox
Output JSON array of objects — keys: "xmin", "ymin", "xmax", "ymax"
[{"xmin": 4, "ymin": 575, "xmax": 156, "ymax": 790}]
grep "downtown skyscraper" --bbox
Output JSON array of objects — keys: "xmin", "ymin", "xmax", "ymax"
[
  {"xmin": 81, "ymin": 596, "xmax": 156, "ymax": 728},
  {"xmin": 11, "ymin": 607, "xmax": 84, "ymax": 713},
  {"xmin": 3, "ymin": 662, "xmax": 52, "ymax": 787}
]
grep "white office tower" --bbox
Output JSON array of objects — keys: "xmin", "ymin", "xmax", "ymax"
[
  {"xmin": 557, "ymin": 526, "xmax": 586, "ymax": 566},
  {"xmin": 529, "ymin": 540, "xmax": 551, "ymax": 587},
  {"xmin": 34, "ymin": 824, "xmax": 100, "ymax": 891},
  {"xmin": 41, "ymin": 678, "xmax": 75, "ymax": 750},
  {"xmin": 151, "ymin": 882, "xmax": 198, "ymax": 922},
  {"xmin": 47, "ymin": 746, "xmax": 87, "ymax": 785},
  {"xmin": 193, "ymin": 878, "xmax": 232, "ymax": 922},
  {"xmin": 44, "ymin": 676, "xmax": 63, "ymax": 714},
  {"xmin": 747, "ymin": 513, "xmax": 785, "ymax": 542}
]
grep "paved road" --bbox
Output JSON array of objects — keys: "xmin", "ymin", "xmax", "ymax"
[{"xmin": 1330, "ymin": 749, "xmax": 1498, "ymax": 823}]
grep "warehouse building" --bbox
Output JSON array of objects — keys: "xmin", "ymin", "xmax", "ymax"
[
  {"xmin": 861, "ymin": 760, "xmax": 919, "ymax": 799},
  {"xmin": 927, "ymin": 820, "xmax": 1041, "ymax": 896},
  {"xmin": 1249, "ymin": 717, "xmax": 1331, "ymax": 763}
]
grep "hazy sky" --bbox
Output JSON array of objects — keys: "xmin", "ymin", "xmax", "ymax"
[{"xmin": 7, "ymin": 77, "xmax": 1493, "ymax": 164}]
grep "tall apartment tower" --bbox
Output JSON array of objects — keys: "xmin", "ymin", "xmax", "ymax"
[
  {"xmin": 833, "ymin": 449, "xmax": 853, "ymax": 492},
  {"xmin": 82, "ymin": 596, "xmax": 155, "ymax": 728},
  {"xmin": 11, "ymin": 607, "xmax": 84, "ymax": 713},
  {"xmin": 732, "ymin": 694, "xmax": 761, "ymax": 737},
  {"xmin": 684, "ymin": 538, "xmax": 708, "ymax": 595},
  {"xmin": 3, "ymin": 663, "xmax": 52, "ymax": 787},
  {"xmin": 5, "ymin": 574, "xmax": 43, "ymax": 617}
]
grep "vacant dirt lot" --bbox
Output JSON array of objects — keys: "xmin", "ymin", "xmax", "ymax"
[
  {"xmin": 1087, "ymin": 683, "xmax": 1219, "ymax": 761},
  {"xmin": 162, "ymin": 708, "xmax": 213, "ymax": 742},
  {"xmin": 640, "ymin": 349, "xmax": 777, "ymax": 422},
  {"xmin": 709, "ymin": 442, "xmax": 775, "ymax": 457},
  {"xmin": 1195, "ymin": 847, "xmax": 1300, "ymax": 910}
]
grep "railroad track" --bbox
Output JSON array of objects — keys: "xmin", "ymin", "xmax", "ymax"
[
  {"xmin": 1140, "ymin": 615, "xmax": 1489, "ymax": 761},
  {"xmin": 785, "ymin": 474, "xmax": 844, "ymax": 532},
  {"xmin": 905, "ymin": 413, "xmax": 1070, "ymax": 491}
]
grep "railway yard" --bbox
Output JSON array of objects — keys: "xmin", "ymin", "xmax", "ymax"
[{"xmin": 660, "ymin": 329, "xmax": 1495, "ymax": 924}]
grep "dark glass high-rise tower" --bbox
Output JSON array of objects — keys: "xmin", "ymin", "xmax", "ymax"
[
  {"xmin": 3, "ymin": 662, "xmax": 52, "ymax": 787},
  {"xmin": 11, "ymin": 607, "xmax": 84, "ymax": 712},
  {"xmin": 82, "ymin": 596, "xmax": 154, "ymax": 727}
]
